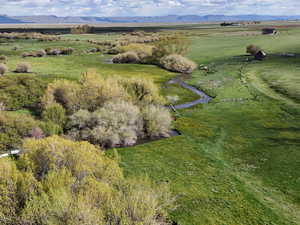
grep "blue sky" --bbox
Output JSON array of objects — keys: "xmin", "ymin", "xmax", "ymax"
[{"xmin": 1, "ymin": 0, "xmax": 300, "ymax": 17}]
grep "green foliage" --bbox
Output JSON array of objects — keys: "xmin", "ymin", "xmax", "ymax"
[
  {"xmin": 160, "ymin": 54, "xmax": 197, "ymax": 74},
  {"xmin": 0, "ymin": 75, "xmax": 47, "ymax": 111},
  {"xmin": 39, "ymin": 120, "xmax": 63, "ymax": 136},
  {"xmin": 0, "ymin": 112, "xmax": 39, "ymax": 152},
  {"xmin": 42, "ymin": 103, "xmax": 66, "ymax": 127},
  {"xmin": 120, "ymin": 76, "xmax": 166, "ymax": 105},
  {"xmin": 0, "ymin": 136, "xmax": 174, "ymax": 225},
  {"xmin": 42, "ymin": 79, "xmax": 81, "ymax": 114}
]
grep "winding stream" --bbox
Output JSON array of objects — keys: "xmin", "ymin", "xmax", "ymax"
[{"xmin": 167, "ymin": 77, "xmax": 213, "ymax": 109}]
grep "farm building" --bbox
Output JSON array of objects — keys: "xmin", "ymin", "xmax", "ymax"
[
  {"xmin": 262, "ymin": 28, "xmax": 278, "ymax": 35},
  {"xmin": 255, "ymin": 50, "xmax": 267, "ymax": 60}
]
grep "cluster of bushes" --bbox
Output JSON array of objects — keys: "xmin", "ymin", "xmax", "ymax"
[
  {"xmin": 22, "ymin": 47, "xmax": 74, "ymax": 57},
  {"xmin": 0, "ymin": 136, "xmax": 174, "ymax": 225},
  {"xmin": 22, "ymin": 49, "xmax": 46, "ymax": 58},
  {"xmin": 41, "ymin": 72, "xmax": 171, "ymax": 148},
  {"xmin": 112, "ymin": 33, "xmax": 198, "ymax": 74},
  {"xmin": 0, "ymin": 74, "xmax": 46, "ymax": 111},
  {"xmin": 71, "ymin": 24, "xmax": 94, "ymax": 34},
  {"xmin": 0, "ymin": 62, "xmax": 32, "ymax": 75},
  {"xmin": 0, "ymin": 32, "xmax": 60, "ymax": 41}
]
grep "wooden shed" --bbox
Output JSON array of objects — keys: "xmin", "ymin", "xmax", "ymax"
[
  {"xmin": 262, "ymin": 28, "xmax": 277, "ymax": 35},
  {"xmin": 255, "ymin": 50, "xmax": 267, "ymax": 60}
]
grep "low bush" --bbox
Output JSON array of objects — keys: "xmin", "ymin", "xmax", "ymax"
[
  {"xmin": 0, "ymin": 55, "xmax": 7, "ymax": 61},
  {"xmin": 15, "ymin": 62, "xmax": 32, "ymax": 73},
  {"xmin": 246, "ymin": 44, "xmax": 261, "ymax": 55},
  {"xmin": 142, "ymin": 104, "xmax": 172, "ymax": 138},
  {"xmin": 35, "ymin": 49, "xmax": 46, "ymax": 57},
  {"xmin": 0, "ymin": 74, "xmax": 47, "ymax": 111},
  {"xmin": 0, "ymin": 63, "xmax": 8, "ymax": 75},
  {"xmin": 160, "ymin": 54, "xmax": 197, "ymax": 74},
  {"xmin": 39, "ymin": 120, "xmax": 63, "ymax": 136},
  {"xmin": 60, "ymin": 47, "xmax": 74, "ymax": 55},
  {"xmin": 112, "ymin": 51, "xmax": 140, "ymax": 64}
]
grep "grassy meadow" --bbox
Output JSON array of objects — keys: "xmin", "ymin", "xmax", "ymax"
[{"xmin": 0, "ymin": 23, "xmax": 300, "ymax": 224}]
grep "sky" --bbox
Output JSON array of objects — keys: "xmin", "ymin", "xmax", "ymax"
[{"xmin": 1, "ymin": 0, "xmax": 300, "ymax": 17}]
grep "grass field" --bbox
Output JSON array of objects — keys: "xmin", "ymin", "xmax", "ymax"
[{"xmin": 1, "ymin": 23, "xmax": 299, "ymax": 224}]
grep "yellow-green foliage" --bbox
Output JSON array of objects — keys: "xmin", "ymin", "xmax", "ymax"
[
  {"xmin": 0, "ymin": 136, "xmax": 174, "ymax": 224},
  {"xmin": 153, "ymin": 33, "xmax": 191, "ymax": 60},
  {"xmin": 42, "ymin": 103, "xmax": 66, "ymax": 127},
  {"xmin": 43, "ymin": 72, "xmax": 164, "ymax": 112},
  {"xmin": 0, "ymin": 112, "xmax": 39, "ymax": 152},
  {"xmin": 42, "ymin": 79, "xmax": 81, "ymax": 114},
  {"xmin": 160, "ymin": 54, "xmax": 197, "ymax": 74},
  {"xmin": 79, "ymin": 72, "xmax": 128, "ymax": 111},
  {"xmin": 120, "ymin": 77, "xmax": 166, "ymax": 105},
  {"xmin": 0, "ymin": 159, "xmax": 19, "ymax": 225},
  {"xmin": 21, "ymin": 136, "xmax": 123, "ymax": 182}
]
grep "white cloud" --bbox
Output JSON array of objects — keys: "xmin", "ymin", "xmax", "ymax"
[{"xmin": 1, "ymin": 0, "xmax": 300, "ymax": 16}]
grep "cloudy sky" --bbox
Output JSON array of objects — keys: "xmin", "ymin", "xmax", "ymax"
[{"xmin": 1, "ymin": 0, "xmax": 300, "ymax": 17}]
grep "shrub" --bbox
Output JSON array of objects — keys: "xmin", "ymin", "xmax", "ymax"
[
  {"xmin": 67, "ymin": 101, "xmax": 143, "ymax": 148},
  {"xmin": 28, "ymin": 127, "xmax": 45, "ymax": 139},
  {"xmin": 39, "ymin": 121, "xmax": 63, "ymax": 136},
  {"xmin": 6, "ymin": 136, "xmax": 174, "ymax": 225},
  {"xmin": 15, "ymin": 62, "xmax": 32, "ymax": 73},
  {"xmin": 152, "ymin": 33, "xmax": 191, "ymax": 61},
  {"xmin": 79, "ymin": 72, "xmax": 128, "ymax": 111},
  {"xmin": 0, "ymin": 63, "xmax": 8, "ymax": 75},
  {"xmin": 246, "ymin": 44, "xmax": 261, "ymax": 55},
  {"xmin": 0, "ymin": 159, "xmax": 19, "ymax": 224},
  {"xmin": 42, "ymin": 103, "xmax": 66, "ymax": 127},
  {"xmin": 60, "ymin": 47, "xmax": 74, "ymax": 55},
  {"xmin": 112, "ymin": 51, "xmax": 140, "ymax": 64},
  {"xmin": 42, "ymin": 79, "xmax": 81, "ymax": 114},
  {"xmin": 160, "ymin": 54, "xmax": 197, "ymax": 74},
  {"xmin": 121, "ymin": 77, "xmax": 165, "ymax": 105},
  {"xmin": 21, "ymin": 52, "xmax": 31, "ymax": 58},
  {"xmin": 142, "ymin": 104, "xmax": 172, "ymax": 138},
  {"xmin": 35, "ymin": 49, "xmax": 46, "ymax": 57},
  {"xmin": 0, "ymin": 112, "xmax": 39, "ymax": 152},
  {"xmin": 21, "ymin": 136, "xmax": 122, "ymax": 181},
  {"xmin": 0, "ymin": 55, "xmax": 7, "ymax": 61},
  {"xmin": 0, "ymin": 75, "xmax": 47, "ymax": 111}
]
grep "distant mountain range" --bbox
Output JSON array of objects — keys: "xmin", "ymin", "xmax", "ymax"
[{"xmin": 1, "ymin": 14, "xmax": 300, "ymax": 24}]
